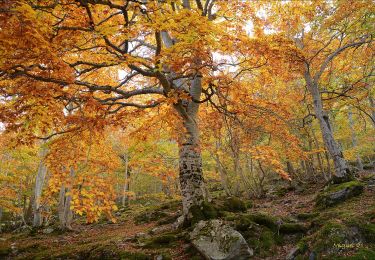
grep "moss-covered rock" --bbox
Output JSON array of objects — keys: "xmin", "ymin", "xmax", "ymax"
[
  {"xmin": 246, "ymin": 213, "xmax": 278, "ymax": 231},
  {"xmin": 358, "ymin": 223, "xmax": 375, "ymax": 243},
  {"xmin": 143, "ymin": 233, "xmax": 177, "ymax": 248},
  {"xmin": 316, "ymin": 181, "xmax": 364, "ymax": 208},
  {"xmin": 189, "ymin": 201, "xmax": 218, "ymax": 226},
  {"xmin": 279, "ymin": 223, "xmax": 307, "ymax": 234},
  {"xmin": 234, "ymin": 215, "xmax": 257, "ymax": 231},
  {"xmin": 296, "ymin": 212, "xmax": 320, "ymax": 220},
  {"xmin": 190, "ymin": 219, "xmax": 253, "ymax": 259},
  {"xmin": 134, "ymin": 210, "xmax": 168, "ymax": 224},
  {"xmin": 223, "ymin": 197, "xmax": 247, "ymax": 212},
  {"xmin": 309, "ymin": 220, "xmax": 364, "ymax": 257},
  {"xmin": 241, "ymin": 225, "xmax": 280, "ymax": 257}
]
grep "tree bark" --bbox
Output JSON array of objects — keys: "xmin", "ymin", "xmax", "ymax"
[
  {"xmin": 121, "ymin": 154, "xmax": 130, "ymax": 207},
  {"xmin": 305, "ymin": 73, "xmax": 351, "ymax": 183},
  {"xmin": 58, "ymin": 167, "xmax": 74, "ymax": 230},
  {"xmin": 160, "ymin": 29, "xmax": 206, "ymax": 223},
  {"xmin": 213, "ymin": 151, "xmax": 231, "ymax": 196},
  {"xmin": 348, "ymin": 109, "xmax": 363, "ymax": 171},
  {"xmin": 32, "ymin": 145, "xmax": 48, "ymax": 227},
  {"xmin": 175, "ymin": 75, "xmax": 206, "ymax": 221},
  {"xmin": 369, "ymin": 95, "xmax": 375, "ymax": 129}
]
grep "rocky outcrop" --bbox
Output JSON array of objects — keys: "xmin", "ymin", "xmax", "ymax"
[
  {"xmin": 190, "ymin": 219, "xmax": 253, "ymax": 260},
  {"xmin": 316, "ymin": 181, "xmax": 364, "ymax": 208}
]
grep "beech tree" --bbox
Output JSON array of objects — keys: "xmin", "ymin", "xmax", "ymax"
[
  {"xmin": 0, "ymin": 0, "xmax": 253, "ymax": 222},
  {"xmin": 258, "ymin": 0, "xmax": 374, "ymax": 183}
]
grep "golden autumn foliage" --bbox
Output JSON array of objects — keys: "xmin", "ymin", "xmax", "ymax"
[{"xmin": 0, "ymin": 0, "xmax": 374, "ymax": 223}]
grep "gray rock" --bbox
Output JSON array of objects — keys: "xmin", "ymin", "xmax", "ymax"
[
  {"xmin": 316, "ymin": 181, "xmax": 364, "ymax": 208},
  {"xmin": 190, "ymin": 219, "xmax": 253, "ymax": 260}
]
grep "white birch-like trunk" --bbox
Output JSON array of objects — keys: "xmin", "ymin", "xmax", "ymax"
[
  {"xmin": 348, "ymin": 109, "xmax": 363, "ymax": 171},
  {"xmin": 307, "ymin": 79, "xmax": 351, "ymax": 183},
  {"xmin": 58, "ymin": 167, "xmax": 74, "ymax": 230},
  {"xmin": 32, "ymin": 146, "xmax": 48, "ymax": 227}
]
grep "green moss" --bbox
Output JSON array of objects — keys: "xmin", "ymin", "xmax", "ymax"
[
  {"xmin": 279, "ymin": 223, "xmax": 306, "ymax": 234},
  {"xmin": 340, "ymin": 214, "xmax": 375, "ymax": 243},
  {"xmin": 251, "ymin": 228, "xmax": 279, "ymax": 257},
  {"xmin": 333, "ymin": 248, "xmax": 375, "ymax": 259},
  {"xmin": 327, "ymin": 181, "xmax": 364, "ymax": 193},
  {"xmin": 189, "ymin": 201, "xmax": 218, "ymax": 226},
  {"xmin": 223, "ymin": 197, "xmax": 247, "ymax": 212},
  {"xmin": 245, "ymin": 200, "xmax": 253, "ymax": 208},
  {"xmin": 157, "ymin": 214, "xmax": 178, "ymax": 225},
  {"xmin": 143, "ymin": 233, "xmax": 177, "ymax": 248},
  {"xmin": 134, "ymin": 210, "xmax": 168, "ymax": 224},
  {"xmin": 311, "ymin": 221, "xmax": 356, "ymax": 255},
  {"xmin": 235, "ymin": 215, "xmax": 256, "ymax": 231},
  {"xmin": 296, "ymin": 239, "xmax": 308, "ymax": 253},
  {"xmin": 297, "ymin": 212, "xmax": 320, "ymax": 220},
  {"xmin": 246, "ymin": 213, "xmax": 277, "ymax": 231},
  {"xmin": 316, "ymin": 181, "xmax": 364, "ymax": 208},
  {"xmin": 358, "ymin": 223, "xmax": 375, "ymax": 243},
  {"xmin": 260, "ymin": 229, "xmax": 276, "ymax": 251}
]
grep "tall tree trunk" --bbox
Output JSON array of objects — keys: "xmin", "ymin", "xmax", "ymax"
[
  {"xmin": 369, "ymin": 95, "xmax": 375, "ymax": 128},
  {"xmin": 310, "ymin": 127, "xmax": 328, "ymax": 181},
  {"xmin": 348, "ymin": 109, "xmax": 363, "ymax": 171},
  {"xmin": 178, "ymin": 110, "xmax": 206, "ymax": 219},
  {"xmin": 324, "ymin": 151, "xmax": 332, "ymax": 179},
  {"xmin": 175, "ymin": 75, "xmax": 206, "ymax": 222},
  {"xmin": 33, "ymin": 146, "xmax": 48, "ymax": 227},
  {"xmin": 212, "ymin": 142, "xmax": 231, "ymax": 196},
  {"xmin": 58, "ymin": 167, "xmax": 74, "ymax": 230},
  {"xmin": 160, "ymin": 29, "xmax": 206, "ymax": 223},
  {"xmin": 306, "ymin": 77, "xmax": 351, "ymax": 183},
  {"xmin": 121, "ymin": 154, "xmax": 130, "ymax": 207}
]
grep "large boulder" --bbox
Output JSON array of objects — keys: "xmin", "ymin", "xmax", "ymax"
[
  {"xmin": 316, "ymin": 181, "xmax": 364, "ymax": 208},
  {"xmin": 190, "ymin": 219, "xmax": 253, "ymax": 260}
]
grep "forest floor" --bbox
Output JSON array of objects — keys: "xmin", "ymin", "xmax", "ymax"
[{"xmin": 0, "ymin": 170, "xmax": 374, "ymax": 260}]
